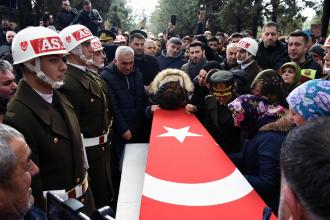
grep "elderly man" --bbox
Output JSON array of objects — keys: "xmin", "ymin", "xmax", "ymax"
[
  {"xmin": 0, "ymin": 124, "xmax": 42, "ymax": 220},
  {"xmin": 157, "ymin": 37, "xmax": 186, "ymax": 70},
  {"xmin": 0, "ymin": 59, "xmax": 16, "ymax": 120},
  {"xmin": 236, "ymin": 37, "xmax": 262, "ymax": 88},
  {"xmin": 59, "ymin": 25, "xmax": 114, "ymax": 209},
  {"xmin": 220, "ymin": 43, "xmax": 239, "ymax": 71},
  {"xmin": 279, "ymin": 117, "xmax": 330, "ymax": 220},
  {"xmin": 256, "ymin": 22, "xmax": 288, "ymax": 70},
  {"xmin": 100, "ymin": 46, "xmax": 146, "ymax": 198}
]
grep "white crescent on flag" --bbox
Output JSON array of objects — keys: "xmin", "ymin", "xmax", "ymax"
[{"xmin": 139, "ymin": 109, "xmax": 277, "ymax": 220}]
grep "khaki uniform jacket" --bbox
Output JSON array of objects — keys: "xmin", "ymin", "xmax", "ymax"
[
  {"xmin": 60, "ymin": 64, "xmax": 114, "ymax": 208},
  {"xmin": 4, "ymin": 80, "xmax": 94, "ymax": 214}
]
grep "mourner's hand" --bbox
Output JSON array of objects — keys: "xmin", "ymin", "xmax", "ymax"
[
  {"xmin": 151, "ymin": 105, "xmax": 161, "ymax": 112},
  {"xmin": 185, "ymin": 104, "xmax": 197, "ymax": 114},
  {"xmin": 122, "ymin": 130, "xmax": 133, "ymax": 140}
]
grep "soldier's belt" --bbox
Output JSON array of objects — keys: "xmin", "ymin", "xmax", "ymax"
[
  {"xmin": 67, "ymin": 173, "xmax": 89, "ymax": 199},
  {"xmin": 43, "ymin": 173, "xmax": 88, "ymax": 200},
  {"xmin": 81, "ymin": 130, "xmax": 110, "ymax": 147}
]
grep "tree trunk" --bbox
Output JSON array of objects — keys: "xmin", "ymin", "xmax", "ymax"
[
  {"xmin": 251, "ymin": 0, "xmax": 263, "ymax": 38},
  {"xmin": 321, "ymin": 0, "xmax": 330, "ymax": 37},
  {"xmin": 18, "ymin": 0, "xmax": 33, "ymax": 28},
  {"xmin": 271, "ymin": 0, "xmax": 278, "ymax": 23}
]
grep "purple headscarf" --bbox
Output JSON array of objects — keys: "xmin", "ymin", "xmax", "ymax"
[{"xmin": 228, "ymin": 95, "xmax": 285, "ymax": 136}]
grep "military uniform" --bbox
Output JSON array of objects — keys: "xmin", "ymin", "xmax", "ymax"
[
  {"xmin": 60, "ymin": 64, "xmax": 114, "ymax": 208},
  {"xmin": 4, "ymin": 80, "xmax": 94, "ymax": 215},
  {"xmin": 203, "ymin": 70, "xmax": 241, "ymax": 154}
]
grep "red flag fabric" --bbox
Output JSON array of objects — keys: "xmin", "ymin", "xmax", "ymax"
[{"xmin": 139, "ymin": 109, "xmax": 277, "ymax": 220}]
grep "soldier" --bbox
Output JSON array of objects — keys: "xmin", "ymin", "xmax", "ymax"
[
  {"xmin": 3, "ymin": 26, "xmax": 94, "ymax": 215},
  {"xmin": 203, "ymin": 70, "xmax": 241, "ymax": 154},
  {"xmin": 59, "ymin": 24, "xmax": 114, "ymax": 209}
]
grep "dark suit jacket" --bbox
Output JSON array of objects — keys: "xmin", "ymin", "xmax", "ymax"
[
  {"xmin": 60, "ymin": 64, "xmax": 114, "ymax": 208},
  {"xmin": 4, "ymin": 80, "xmax": 94, "ymax": 214},
  {"xmin": 242, "ymin": 60, "xmax": 262, "ymax": 89}
]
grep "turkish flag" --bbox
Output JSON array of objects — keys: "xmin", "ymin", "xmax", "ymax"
[{"xmin": 139, "ymin": 109, "xmax": 277, "ymax": 220}]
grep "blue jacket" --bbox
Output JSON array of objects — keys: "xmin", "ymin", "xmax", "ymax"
[
  {"xmin": 230, "ymin": 130, "xmax": 286, "ymax": 213},
  {"xmin": 156, "ymin": 50, "xmax": 186, "ymax": 70}
]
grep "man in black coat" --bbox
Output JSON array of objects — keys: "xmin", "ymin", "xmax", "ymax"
[
  {"xmin": 129, "ymin": 32, "xmax": 160, "ymax": 87},
  {"xmin": 72, "ymin": 0, "xmax": 102, "ymax": 36},
  {"xmin": 100, "ymin": 46, "xmax": 146, "ymax": 196},
  {"xmin": 54, "ymin": 0, "xmax": 78, "ymax": 31},
  {"xmin": 256, "ymin": 22, "xmax": 288, "ymax": 70}
]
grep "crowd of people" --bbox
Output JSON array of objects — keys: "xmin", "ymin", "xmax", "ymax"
[{"xmin": 0, "ymin": 0, "xmax": 330, "ymax": 219}]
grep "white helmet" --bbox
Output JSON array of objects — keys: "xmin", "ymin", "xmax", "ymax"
[
  {"xmin": 237, "ymin": 37, "xmax": 258, "ymax": 56},
  {"xmin": 12, "ymin": 26, "xmax": 68, "ymax": 89},
  {"xmin": 59, "ymin": 24, "xmax": 94, "ymax": 52},
  {"xmin": 12, "ymin": 26, "xmax": 68, "ymax": 65},
  {"xmin": 91, "ymin": 37, "xmax": 103, "ymax": 52}
]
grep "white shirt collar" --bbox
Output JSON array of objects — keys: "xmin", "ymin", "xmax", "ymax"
[{"xmin": 34, "ymin": 90, "xmax": 53, "ymax": 104}]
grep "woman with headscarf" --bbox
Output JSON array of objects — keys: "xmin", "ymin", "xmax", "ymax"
[
  {"xmin": 286, "ymin": 79, "xmax": 330, "ymax": 126},
  {"xmin": 250, "ymin": 69, "xmax": 288, "ymax": 107},
  {"xmin": 279, "ymin": 62, "xmax": 301, "ymax": 93},
  {"xmin": 228, "ymin": 95, "xmax": 290, "ymax": 214}
]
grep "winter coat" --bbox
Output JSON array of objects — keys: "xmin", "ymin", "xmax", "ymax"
[
  {"xmin": 256, "ymin": 41, "xmax": 288, "ymax": 70},
  {"xmin": 230, "ymin": 115, "xmax": 291, "ymax": 213},
  {"xmin": 156, "ymin": 49, "xmax": 186, "ymax": 71}
]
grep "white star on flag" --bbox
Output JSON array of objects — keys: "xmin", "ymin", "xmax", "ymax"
[{"xmin": 157, "ymin": 126, "xmax": 202, "ymax": 143}]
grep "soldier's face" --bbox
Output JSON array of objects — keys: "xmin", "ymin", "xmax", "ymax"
[
  {"xmin": 40, "ymin": 55, "xmax": 67, "ymax": 83},
  {"xmin": 114, "ymin": 54, "xmax": 134, "ymax": 75},
  {"xmin": 81, "ymin": 40, "xmax": 94, "ymax": 60},
  {"xmin": 93, "ymin": 50, "xmax": 105, "ymax": 66}
]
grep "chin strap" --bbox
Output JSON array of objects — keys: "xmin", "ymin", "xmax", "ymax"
[
  {"xmin": 71, "ymin": 44, "xmax": 94, "ymax": 66},
  {"xmin": 24, "ymin": 58, "xmax": 63, "ymax": 89}
]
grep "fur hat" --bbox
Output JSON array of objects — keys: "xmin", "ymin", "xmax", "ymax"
[
  {"xmin": 149, "ymin": 69, "xmax": 194, "ymax": 110},
  {"xmin": 149, "ymin": 69, "xmax": 194, "ymax": 95}
]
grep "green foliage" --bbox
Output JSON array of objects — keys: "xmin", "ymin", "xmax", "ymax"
[
  {"xmin": 149, "ymin": 0, "xmax": 323, "ymax": 37},
  {"xmin": 149, "ymin": 0, "xmax": 200, "ymax": 36},
  {"xmin": 106, "ymin": 0, "xmax": 136, "ymax": 32}
]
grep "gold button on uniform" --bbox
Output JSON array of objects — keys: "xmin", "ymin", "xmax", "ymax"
[
  {"xmin": 53, "ymin": 137, "xmax": 58, "ymax": 143},
  {"xmin": 90, "ymin": 98, "xmax": 94, "ymax": 102},
  {"xmin": 80, "ymin": 198, "xmax": 85, "ymax": 203},
  {"xmin": 76, "ymin": 178, "xmax": 80, "ymax": 183}
]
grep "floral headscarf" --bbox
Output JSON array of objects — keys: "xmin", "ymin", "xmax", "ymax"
[
  {"xmin": 286, "ymin": 80, "xmax": 330, "ymax": 120},
  {"xmin": 228, "ymin": 95, "xmax": 285, "ymax": 136}
]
